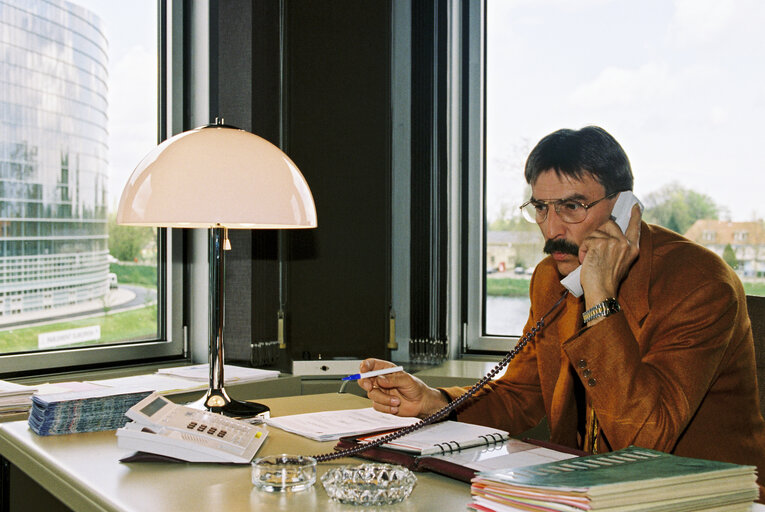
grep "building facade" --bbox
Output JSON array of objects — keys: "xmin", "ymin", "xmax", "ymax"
[
  {"xmin": 685, "ymin": 219, "xmax": 765, "ymax": 278},
  {"xmin": 486, "ymin": 230, "xmax": 544, "ymax": 274},
  {"xmin": 0, "ymin": 0, "xmax": 109, "ymax": 318}
]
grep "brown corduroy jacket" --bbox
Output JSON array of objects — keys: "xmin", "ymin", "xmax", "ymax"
[{"xmin": 443, "ymin": 222, "xmax": 765, "ymax": 502}]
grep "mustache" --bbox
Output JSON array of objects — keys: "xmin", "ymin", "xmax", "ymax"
[{"xmin": 543, "ymin": 238, "xmax": 579, "ymax": 257}]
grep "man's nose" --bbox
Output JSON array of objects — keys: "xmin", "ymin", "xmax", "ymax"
[{"xmin": 542, "ymin": 208, "xmax": 567, "ymax": 239}]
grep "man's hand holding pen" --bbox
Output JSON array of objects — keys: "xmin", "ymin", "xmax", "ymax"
[{"xmin": 357, "ymin": 358, "xmax": 448, "ymax": 418}]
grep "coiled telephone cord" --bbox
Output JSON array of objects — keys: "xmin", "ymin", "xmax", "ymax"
[{"xmin": 312, "ymin": 290, "xmax": 569, "ymax": 462}]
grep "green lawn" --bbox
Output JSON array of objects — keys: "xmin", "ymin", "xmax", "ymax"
[
  {"xmin": 486, "ymin": 277, "xmax": 530, "ymax": 297},
  {"xmin": 109, "ymin": 263, "xmax": 157, "ymax": 287},
  {"xmin": 0, "ymin": 305, "xmax": 158, "ymax": 351},
  {"xmin": 743, "ymin": 281, "xmax": 765, "ymax": 296}
]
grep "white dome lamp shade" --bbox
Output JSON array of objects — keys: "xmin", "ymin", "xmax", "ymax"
[{"xmin": 117, "ymin": 121, "xmax": 317, "ymax": 418}]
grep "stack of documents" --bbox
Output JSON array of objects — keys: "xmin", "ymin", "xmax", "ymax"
[
  {"xmin": 470, "ymin": 446, "xmax": 759, "ymax": 511},
  {"xmin": 86, "ymin": 364, "xmax": 281, "ymax": 395},
  {"xmin": 156, "ymin": 364, "xmax": 280, "ymax": 383},
  {"xmin": 265, "ymin": 407, "xmax": 420, "ymax": 441},
  {"xmin": 28, "ymin": 386, "xmax": 153, "ymax": 436},
  {"xmin": 0, "ymin": 380, "xmax": 37, "ymax": 415}
]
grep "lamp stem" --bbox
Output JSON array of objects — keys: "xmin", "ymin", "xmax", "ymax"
[
  {"xmin": 196, "ymin": 227, "xmax": 270, "ymax": 419},
  {"xmin": 207, "ymin": 226, "xmax": 227, "ymax": 401}
]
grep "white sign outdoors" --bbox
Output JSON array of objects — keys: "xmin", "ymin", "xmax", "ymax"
[{"xmin": 38, "ymin": 325, "xmax": 101, "ymax": 348}]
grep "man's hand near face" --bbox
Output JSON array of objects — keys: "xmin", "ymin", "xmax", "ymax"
[{"xmin": 579, "ymin": 203, "xmax": 642, "ymax": 314}]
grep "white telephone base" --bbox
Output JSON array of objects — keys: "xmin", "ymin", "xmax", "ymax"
[{"xmin": 116, "ymin": 393, "xmax": 269, "ymax": 464}]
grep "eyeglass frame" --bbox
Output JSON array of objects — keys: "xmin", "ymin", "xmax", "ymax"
[{"xmin": 519, "ymin": 191, "xmax": 621, "ymax": 224}]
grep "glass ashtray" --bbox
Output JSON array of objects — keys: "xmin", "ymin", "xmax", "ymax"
[
  {"xmin": 251, "ymin": 454, "xmax": 317, "ymax": 492},
  {"xmin": 320, "ymin": 463, "xmax": 417, "ymax": 505}
]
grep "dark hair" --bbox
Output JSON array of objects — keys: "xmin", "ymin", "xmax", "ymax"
[{"xmin": 524, "ymin": 126, "xmax": 633, "ymax": 194}]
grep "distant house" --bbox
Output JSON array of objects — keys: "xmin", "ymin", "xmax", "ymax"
[
  {"xmin": 684, "ymin": 220, "xmax": 765, "ymax": 277},
  {"xmin": 486, "ymin": 230, "xmax": 544, "ymax": 273}
]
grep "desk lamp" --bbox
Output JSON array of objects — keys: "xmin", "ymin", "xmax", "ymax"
[{"xmin": 117, "ymin": 121, "xmax": 317, "ymax": 418}]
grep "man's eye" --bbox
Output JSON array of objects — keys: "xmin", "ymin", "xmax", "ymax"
[
  {"xmin": 532, "ymin": 202, "xmax": 547, "ymax": 212},
  {"xmin": 560, "ymin": 201, "xmax": 582, "ymax": 212}
]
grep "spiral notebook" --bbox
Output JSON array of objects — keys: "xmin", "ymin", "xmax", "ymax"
[
  {"xmin": 359, "ymin": 420, "xmax": 511, "ymax": 455},
  {"xmin": 336, "ymin": 421, "xmax": 581, "ymax": 483}
]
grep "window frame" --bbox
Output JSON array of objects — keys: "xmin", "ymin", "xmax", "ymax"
[
  {"xmin": 0, "ymin": 0, "xmax": 186, "ymax": 376},
  {"xmin": 460, "ymin": 0, "xmax": 521, "ymax": 353}
]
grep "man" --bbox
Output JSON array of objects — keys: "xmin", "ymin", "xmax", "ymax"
[{"xmin": 360, "ymin": 126, "xmax": 765, "ymax": 501}]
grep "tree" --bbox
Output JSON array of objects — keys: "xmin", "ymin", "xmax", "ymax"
[
  {"xmin": 488, "ymin": 206, "xmax": 537, "ymax": 232},
  {"xmin": 722, "ymin": 244, "xmax": 739, "ymax": 270},
  {"xmin": 642, "ymin": 182, "xmax": 721, "ymax": 234},
  {"xmin": 107, "ymin": 213, "xmax": 154, "ymax": 262}
]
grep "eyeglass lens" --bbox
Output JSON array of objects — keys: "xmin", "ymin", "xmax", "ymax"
[{"xmin": 522, "ymin": 200, "xmax": 588, "ymax": 224}]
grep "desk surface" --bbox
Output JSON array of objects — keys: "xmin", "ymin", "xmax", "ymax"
[
  {"xmin": 2, "ymin": 391, "xmax": 762, "ymax": 512},
  {"xmin": 0, "ymin": 393, "xmax": 471, "ymax": 512}
]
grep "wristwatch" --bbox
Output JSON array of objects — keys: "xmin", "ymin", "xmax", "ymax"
[{"xmin": 582, "ymin": 297, "xmax": 621, "ymax": 324}]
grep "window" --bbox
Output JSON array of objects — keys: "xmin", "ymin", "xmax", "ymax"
[
  {"xmin": 466, "ymin": 0, "xmax": 765, "ymax": 351},
  {"xmin": 0, "ymin": 0, "xmax": 183, "ymax": 374}
]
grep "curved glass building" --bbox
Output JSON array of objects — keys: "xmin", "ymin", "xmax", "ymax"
[{"xmin": 0, "ymin": 0, "xmax": 109, "ymax": 319}]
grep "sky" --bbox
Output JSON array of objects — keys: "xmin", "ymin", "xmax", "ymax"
[
  {"xmin": 66, "ymin": 1, "xmax": 765, "ymax": 222},
  {"xmin": 486, "ymin": 0, "xmax": 765, "ymax": 223},
  {"xmin": 68, "ymin": 0, "xmax": 158, "ymax": 210}
]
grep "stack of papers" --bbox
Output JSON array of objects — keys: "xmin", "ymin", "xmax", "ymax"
[
  {"xmin": 265, "ymin": 407, "xmax": 420, "ymax": 441},
  {"xmin": 87, "ymin": 374, "xmax": 208, "ymax": 394},
  {"xmin": 156, "ymin": 364, "xmax": 280, "ymax": 383},
  {"xmin": 0, "ymin": 380, "xmax": 37, "ymax": 415},
  {"xmin": 86, "ymin": 364, "xmax": 281, "ymax": 395},
  {"xmin": 28, "ymin": 386, "xmax": 153, "ymax": 436},
  {"xmin": 470, "ymin": 446, "xmax": 759, "ymax": 512}
]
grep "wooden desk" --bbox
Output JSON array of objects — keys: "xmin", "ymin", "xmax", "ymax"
[{"xmin": 0, "ymin": 393, "xmax": 471, "ymax": 512}]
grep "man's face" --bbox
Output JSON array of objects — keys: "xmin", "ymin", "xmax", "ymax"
[{"xmin": 530, "ymin": 170, "xmax": 617, "ymax": 277}]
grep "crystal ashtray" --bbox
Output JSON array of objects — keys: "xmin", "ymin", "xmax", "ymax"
[
  {"xmin": 251, "ymin": 454, "xmax": 317, "ymax": 492},
  {"xmin": 320, "ymin": 463, "xmax": 417, "ymax": 505}
]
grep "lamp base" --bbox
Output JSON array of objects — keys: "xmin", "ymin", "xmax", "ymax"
[{"xmin": 188, "ymin": 390, "xmax": 271, "ymax": 420}]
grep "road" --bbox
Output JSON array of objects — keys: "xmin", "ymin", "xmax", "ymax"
[{"xmin": 0, "ymin": 285, "xmax": 157, "ymax": 330}]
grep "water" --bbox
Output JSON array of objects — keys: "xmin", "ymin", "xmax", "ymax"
[{"xmin": 486, "ymin": 296, "xmax": 531, "ymax": 336}]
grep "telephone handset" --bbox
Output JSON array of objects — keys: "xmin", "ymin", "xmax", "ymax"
[
  {"xmin": 116, "ymin": 393, "xmax": 268, "ymax": 463},
  {"xmin": 560, "ymin": 190, "xmax": 644, "ymax": 297}
]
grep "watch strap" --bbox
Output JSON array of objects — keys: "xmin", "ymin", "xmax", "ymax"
[{"xmin": 582, "ymin": 297, "xmax": 621, "ymax": 324}]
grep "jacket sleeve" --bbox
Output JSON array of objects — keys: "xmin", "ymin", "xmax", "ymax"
[
  {"xmin": 440, "ymin": 270, "xmax": 552, "ymax": 435},
  {"xmin": 561, "ymin": 278, "xmax": 740, "ymax": 451}
]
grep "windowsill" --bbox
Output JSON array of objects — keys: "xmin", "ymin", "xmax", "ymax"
[{"xmin": 412, "ymin": 358, "xmax": 506, "ymax": 388}]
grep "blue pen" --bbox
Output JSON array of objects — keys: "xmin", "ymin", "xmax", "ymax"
[{"xmin": 342, "ymin": 366, "xmax": 404, "ymax": 381}]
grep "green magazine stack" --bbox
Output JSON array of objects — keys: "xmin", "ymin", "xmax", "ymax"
[{"xmin": 470, "ymin": 446, "xmax": 758, "ymax": 511}]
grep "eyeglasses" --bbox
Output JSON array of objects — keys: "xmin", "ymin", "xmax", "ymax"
[{"xmin": 520, "ymin": 191, "xmax": 619, "ymax": 224}]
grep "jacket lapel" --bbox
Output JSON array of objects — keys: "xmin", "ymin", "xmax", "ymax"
[
  {"xmin": 548, "ymin": 292, "xmax": 584, "ymax": 447},
  {"xmin": 619, "ymin": 222, "xmax": 652, "ymax": 327}
]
